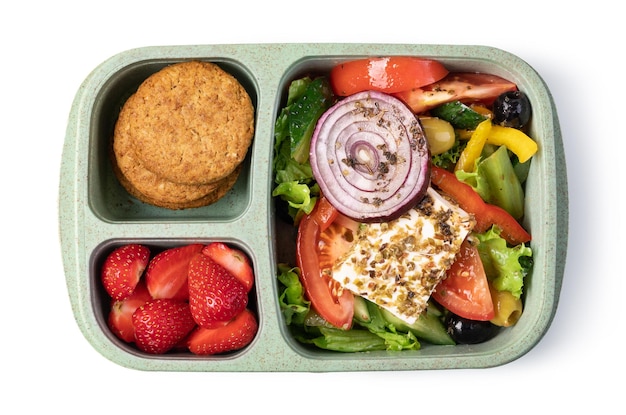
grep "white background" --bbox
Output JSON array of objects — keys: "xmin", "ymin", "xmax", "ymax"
[{"xmin": 2, "ymin": 1, "xmax": 622, "ymax": 413}]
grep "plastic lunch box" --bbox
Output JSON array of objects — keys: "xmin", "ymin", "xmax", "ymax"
[{"xmin": 59, "ymin": 43, "xmax": 567, "ymax": 371}]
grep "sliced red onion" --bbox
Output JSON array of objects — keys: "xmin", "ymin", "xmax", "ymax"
[{"xmin": 310, "ymin": 90, "xmax": 430, "ymax": 222}]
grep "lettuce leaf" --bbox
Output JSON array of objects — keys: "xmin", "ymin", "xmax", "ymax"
[
  {"xmin": 276, "ymin": 264, "xmax": 420, "ymax": 351},
  {"xmin": 476, "ymin": 226, "xmax": 533, "ymax": 299},
  {"xmin": 456, "ymin": 145, "xmax": 525, "ymax": 220},
  {"xmin": 276, "ymin": 264, "xmax": 310, "ymax": 326},
  {"xmin": 455, "ymin": 157, "xmax": 491, "ymax": 202},
  {"xmin": 272, "ymin": 76, "xmax": 333, "ymax": 222}
]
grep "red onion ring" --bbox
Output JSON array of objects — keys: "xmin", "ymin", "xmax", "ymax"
[{"xmin": 310, "ymin": 90, "xmax": 430, "ymax": 222}]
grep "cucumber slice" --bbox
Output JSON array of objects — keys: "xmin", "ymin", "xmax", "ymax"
[
  {"xmin": 380, "ymin": 307, "xmax": 455, "ymax": 345},
  {"xmin": 430, "ymin": 101, "xmax": 487, "ymax": 130},
  {"xmin": 353, "ymin": 295, "xmax": 371, "ymax": 324}
]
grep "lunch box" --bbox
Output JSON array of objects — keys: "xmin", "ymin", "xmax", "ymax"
[{"xmin": 59, "ymin": 43, "xmax": 567, "ymax": 371}]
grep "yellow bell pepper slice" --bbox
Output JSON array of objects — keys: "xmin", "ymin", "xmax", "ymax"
[
  {"xmin": 455, "ymin": 119, "xmax": 492, "ymax": 172},
  {"xmin": 486, "ymin": 125, "xmax": 538, "ymax": 163}
]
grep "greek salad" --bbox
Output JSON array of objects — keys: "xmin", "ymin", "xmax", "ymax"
[{"xmin": 273, "ymin": 56, "xmax": 535, "ymax": 351}]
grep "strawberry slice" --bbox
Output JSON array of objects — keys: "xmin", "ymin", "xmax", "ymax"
[
  {"xmin": 101, "ymin": 244, "xmax": 150, "ymax": 301},
  {"xmin": 188, "ymin": 253, "xmax": 248, "ymax": 328},
  {"xmin": 132, "ymin": 298, "xmax": 197, "ymax": 354},
  {"xmin": 201, "ymin": 242, "xmax": 254, "ymax": 292},
  {"xmin": 107, "ymin": 280, "xmax": 152, "ymax": 343},
  {"xmin": 187, "ymin": 308, "xmax": 258, "ymax": 355},
  {"xmin": 145, "ymin": 244, "xmax": 204, "ymax": 301}
]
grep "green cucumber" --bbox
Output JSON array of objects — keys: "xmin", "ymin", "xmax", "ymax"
[
  {"xmin": 353, "ymin": 295, "xmax": 371, "ymax": 324},
  {"xmin": 287, "ymin": 77, "xmax": 334, "ymax": 164},
  {"xmin": 480, "ymin": 145, "xmax": 526, "ymax": 220},
  {"xmin": 380, "ymin": 307, "xmax": 455, "ymax": 345},
  {"xmin": 311, "ymin": 327, "xmax": 387, "ymax": 352},
  {"xmin": 430, "ymin": 101, "xmax": 487, "ymax": 130}
]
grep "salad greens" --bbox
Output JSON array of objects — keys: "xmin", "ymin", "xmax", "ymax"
[
  {"xmin": 476, "ymin": 226, "xmax": 533, "ymax": 299},
  {"xmin": 272, "ymin": 76, "xmax": 334, "ymax": 221},
  {"xmin": 277, "ymin": 264, "xmax": 454, "ymax": 352},
  {"xmin": 456, "ymin": 144, "xmax": 526, "ymax": 220}
]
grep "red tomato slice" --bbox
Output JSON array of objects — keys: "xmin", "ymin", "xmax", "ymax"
[
  {"xmin": 330, "ymin": 56, "xmax": 449, "ymax": 96},
  {"xmin": 296, "ymin": 197, "xmax": 358, "ymax": 329},
  {"xmin": 394, "ymin": 72, "xmax": 518, "ymax": 114},
  {"xmin": 432, "ymin": 239, "xmax": 495, "ymax": 321},
  {"xmin": 430, "ymin": 166, "xmax": 531, "ymax": 245}
]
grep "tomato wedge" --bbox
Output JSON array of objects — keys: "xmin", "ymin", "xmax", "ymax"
[
  {"xmin": 432, "ymin": 239, "xmax": 495, "ymax": 321},
  {"xmin": 330, "ymin": 56, "xmax": 449, "ymax": 96},
  {"xmin": 394, "ymin": 72, "xmax": 518, "ymax": 114},
  {"xmin": 296, "ymin": 196, "xmax": 359, "ymax": 329}
]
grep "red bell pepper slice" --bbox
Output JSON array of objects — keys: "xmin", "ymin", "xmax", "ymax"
[{"xmin": 430, "ymin": 166, "xmax": 531, "ymax": 245}]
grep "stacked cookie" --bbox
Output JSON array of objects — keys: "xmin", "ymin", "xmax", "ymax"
[{"xmin": 112, "ymin": 61, "xmax": 255, "ymax": 209}]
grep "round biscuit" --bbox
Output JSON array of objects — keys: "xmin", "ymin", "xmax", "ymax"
[
  {"xmin": 112, "ymin": 93, "xmax": 219, "ymax": 204},
  {"xmin": 126, "ymin": 61, "xmax": 254, "ymax": 185},
  {"xmin": 113, "ymin": 159, "xmax": 243, "ymax": 210}
]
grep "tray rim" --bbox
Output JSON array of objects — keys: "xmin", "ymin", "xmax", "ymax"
[{"xmin": 59, "ymin": 42, "xmax": 568, "ymax": 372}]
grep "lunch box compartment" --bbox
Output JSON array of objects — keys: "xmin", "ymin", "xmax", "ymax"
[
  {"xmin": 89, "ymin": 238, "xmax": 260, "ymax": 361},
  {"xmin": 87, "ymin": 58, "xmax": 258, "ymax": 223}
]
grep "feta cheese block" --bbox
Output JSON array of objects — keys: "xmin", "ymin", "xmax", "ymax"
[{"xmin": 330, "ymin": 187, "xmax": 475, "ymax": 324}]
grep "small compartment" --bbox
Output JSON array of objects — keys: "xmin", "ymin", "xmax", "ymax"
[
  {"xmin": 88, "ymin": 59, "xmax": 259, "ymax": 223},
  {"xmin": 90, "ymin": 238, "xmax": 260, "ymax": 359}
]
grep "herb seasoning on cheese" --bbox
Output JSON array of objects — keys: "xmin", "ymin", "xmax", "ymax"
[{"xmin": 330, "ymin": 187, "xmax": 475, "ymax": 324}]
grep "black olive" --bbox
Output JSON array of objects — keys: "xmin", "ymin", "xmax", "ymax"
[
  {"xmin": 492, "ymin": 91, "xmax": 532, "ymax": 129},
  {"xmin": 444, "ymin": 312, "xmax": 500, "ymax": 344}
]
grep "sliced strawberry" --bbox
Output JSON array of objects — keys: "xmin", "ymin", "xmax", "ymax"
[
  {"xmin": 132, "ymin": 298, "xmax": 197, "ymax": 354},
  {"xmin": 101, "ymin": 244, "xmax": 150, "ymax": 301},
  {"xmin": 187, "ymin": 308, "xmax": 258, "ymax": 355},
  {"xmin": 188, "ymin": 253, "xmax": 248, "ymax": 328},
  {"xmin": 108, "ymin": 280, "xmax": 152, "ymax": 343},
  {"xmin": 201, "ymin": 242, "xmax": 254, "ymax": 292},
  {"xmin": 145, "ymin": 244, "xmax": 204, "ymax": 301}
]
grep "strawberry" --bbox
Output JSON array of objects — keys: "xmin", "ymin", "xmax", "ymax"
[
  {"xmin": 188, "ymin": 253, "xmax": 248, "ymax": 328},
  {"xmin": 101, "ymin": 244, "xmax": 150, "ymax": 301},
  {"xmin": 132, "ymin": 298, "xmax": 197, "ymax": 354},
  {"xmin": 107, "ymin": 280, "xmax": 152, "ymax": 343},
  {"xmin": 187, "ymin": 308, "xmax": 258, "ymax": 355},
  {"xmin": 201, "ymin": 242, "xmax": 254, "ymax": 292},
  {"xmin": 145, "ymin": 243, "xmax": 204, "ymax": 301}
]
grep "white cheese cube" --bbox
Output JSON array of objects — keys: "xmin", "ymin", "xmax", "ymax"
[{"xmin": 331, "ymin": 187, "xmax": 475, "ymax": 324}]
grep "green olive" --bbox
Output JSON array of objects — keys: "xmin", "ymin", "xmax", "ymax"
[
  {"xmin": 419, "ymin": 117, "xmax": 456, "ymax": 155},
  {"xmin": 489, "ymin": 285, "xmax": 523, "ymax": 327}
]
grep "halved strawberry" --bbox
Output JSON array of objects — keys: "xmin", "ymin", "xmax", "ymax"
[
  {"xmin": 107, "ymin": 280, "xmax": 152, "ymax": 343},
  {"xmin": 188, "ymin": 253, "xmax": 248, "ymax": 328},
  {"xmin": 132, "ymin": 298, "xmax": 197, "ymax": 354},
  {"xmin": 101, "ymin": 244, "xmax": 150, "ymax": 301},
  {"xmin": 145, "ymin": 244, "xmax": 204, "ymax": 301},
  {"xmin": 187, "ymin": 308, "xmax": 258, "ymax": 355},
  {"xmin": 201, "ymin": 242, "xmax": 254, "ymax": 292}
]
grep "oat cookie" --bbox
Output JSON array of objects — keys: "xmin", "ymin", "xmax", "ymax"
[
  {"xmin": 125, "ymin": 61, "xmax": 254, "ymax": 185},
  {"xmin": 113, "ymin": 158, "xmax": 242, "ymax": 210},
  {"xmin": 113, "ymin": 93, "xmax": 219, "ymax": 204},
  {"xmin": 111, "ymin": 61, "xmax": 254, "ymax": 209}
]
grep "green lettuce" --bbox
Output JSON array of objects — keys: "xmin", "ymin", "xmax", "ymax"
[
  {"xmin": 476, "ymin": 226, "xmax": 533, "ymax": 299},
  {"xmin": 276, "ymin": 264, "xmax": 421, "ymax": 352},
  {"xmin": 431, "ymin": 135, "xmax": 466, "ymax": 170},
  {"xmin": 276, "ymin": 264, "xmax": 310, "ymax": 326},
  {"xmin": 272, "ymin": 76, "xmax": 334, "ymax": 222},
  {"xmin": 456, "ymin": 144, "xmax": 526, "ymax": 220}
]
